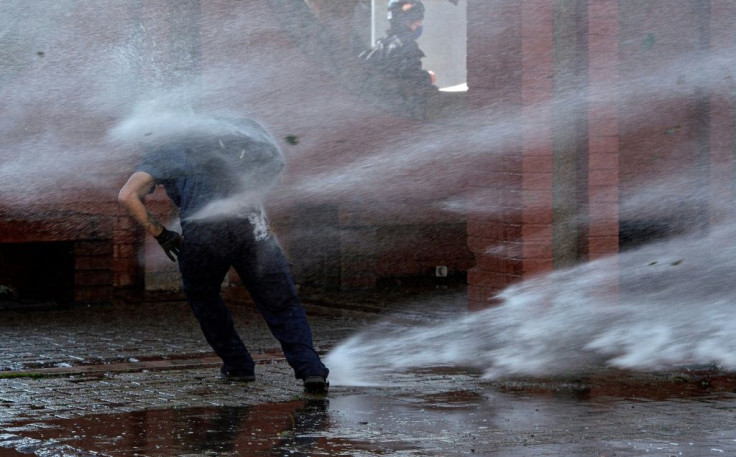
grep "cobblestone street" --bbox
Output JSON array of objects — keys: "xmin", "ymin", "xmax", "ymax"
[{"xmin": 2, "ymin": 292, "xmax": 736, "ymax": 456}]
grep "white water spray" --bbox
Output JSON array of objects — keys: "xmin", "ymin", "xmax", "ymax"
[
  {"xmin": 326, "ymin": 220, "xmax": 736, "ymax": 385},
  {"xmin": 2, "ymin": 3, "xmax": 736, "ymax": 373},
  {"xmin": 2, "ymin": 0, "xmax": 736, "ymax": 220}
]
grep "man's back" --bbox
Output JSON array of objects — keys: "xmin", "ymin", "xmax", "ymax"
[{"xmin": 137, "ymin": 118, "xmax": 284, "ymax": 222}]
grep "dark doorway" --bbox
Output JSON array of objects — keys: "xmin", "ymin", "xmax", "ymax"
[{"xmin": 0, "ymin": 242, "xmax": 75, "ymax": 306}]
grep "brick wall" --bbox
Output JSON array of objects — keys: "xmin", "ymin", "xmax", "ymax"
[
  {"xmin": 0, "ymin": 205, "xmax": 118, "ymax": 305},
  {"xmin": 520, "ymin": 0, "xmax": 555, "ymax": 276},
  {"xmin": 277, "ymin": 201, "xmax": 474, "ymax": 291},
  {"xmin": 5, "ymin": 0, "xmax": 734, "ymax": 308},
  {"xmin": 466, "ymin": 0, "xmax": 736, "ymax": 309},
  {"xmin": 709, "ymin": 1, "xmax": 736, "ymax": 223},
  {"xmin": 617, "ymin": 0, "xmax": 728, "ymax": 242},
  {"xmin": 123, "ymin": 0, "xmax": 477, "ymax": 299},
  {"xmin": 466, "ymin": 0, "xmax": 621, "ymax": 309},
  {"xmin": 466, "ymin": 0, "xmax": 524, "ymax": 308},
  {"xmin": 587, "ymin": 0, "xmax": 619, "ymax": 260}
]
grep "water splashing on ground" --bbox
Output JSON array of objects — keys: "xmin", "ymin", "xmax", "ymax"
[{"xmin": 326, "ymin": 220, "xmax": 736, "ymax": 385}]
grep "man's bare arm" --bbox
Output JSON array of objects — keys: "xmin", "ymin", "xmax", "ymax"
[{"xmin": 118, "ymin": 171, "xmax": 164, "ymax": 237}]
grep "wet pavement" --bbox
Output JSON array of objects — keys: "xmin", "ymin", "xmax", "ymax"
[{"xmin": 2, "ymin": 288, "xmax": 736, "ymax": 456}]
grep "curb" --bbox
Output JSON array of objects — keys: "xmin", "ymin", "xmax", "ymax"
[{"xmin": 0, "ymin": 353, "xmax": 285, "ymax": 379}]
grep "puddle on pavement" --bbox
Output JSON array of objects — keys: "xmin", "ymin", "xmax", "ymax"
[
  {"xmin": 0, "ymin": 388, "xmax": 511, "ymax": 456},
  {"xmin": 3, "ymin": 371, "xmax": 736, "ymax": 456},
  {"xmin": 0, "ymin": 399, "xmax": 347, "ymax": 457}
]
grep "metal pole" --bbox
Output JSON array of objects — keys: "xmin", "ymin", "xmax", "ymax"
[{"xmin": 371, "ymin": 0, "xmax": 377, "ymax": 44}]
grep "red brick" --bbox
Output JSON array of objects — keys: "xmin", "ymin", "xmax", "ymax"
[
  {"xmin": 467, "ymin": 283, "xmax": 488, "ymax": 302},
  {"xmin": 588, "ymin": 235, "xmax": 619, "ymax": 255},
  {"xmin": 9, "ymin": 0, "xmax": 736, "ymax": 302},
  {"xmin": 521, "ymin": 0, "xmax": 554, "ymax": 30},
  {"xmin": 589, "ymin": 168, "xmax": 619, "ymax": 186},
  {"xmin": 113, "ymin": 230, "xmax": 141, "ymax": 245},
  {"xmin": 523, "ymin": 188, "xmax": 554, "ymax": 205},
  {"xmin": 522, "ymin": 207, "xmax": 554, "ymax": 225},
  {"xmin": 589, "ymin": 136, "xmax": 619, "ymax": 155},
  {"xmin": 589, "ymin": 0, "xmax": 618, "ymax": 18},
  {"xmin": 467, "ymin": 284, "xmax": 505, "ymax": 309},
  {"xmin": 114, "ymin": 243, "xmax": 140, "ymax": 259},
  {"xmin": 588, "ymin": 203, "xmax": 619, "ymax": 223},
  {"xmin": 522, "ymin": 44, "xmax": 554, "ymax": 69},
  {"xmin": 488, "ymin": 242, "xmax": 523, "ymax": 259},
  {"xmin": 467, "ymin": 235, "xmax": 495, "ymax": 253},
  {"xmin": 589, "ymin": 220, "xmax": 619, "ymax": 238},
  {"xmin": 522, "ymin": 172, "xmax": 553, "ymax": 190},
  {"xmin": 467, "ymin": 269, "xmax": 509, "ymax": 288},
  {"xmin": 588, "ymin": 64, "xmax": 617, "ymax": 84},
  {"xmin": 521, "ymin": 84, "xmax": 554, "ymax": 106},
  {"xmin": 588, "ymin": 36, "xmax": 618, "ymax": 55},
  {"xmin": 589, "ymin": 185, "xmax": 619, "ymax": 204},
  {"xmin": 589, "ymin": 118, "xmax": 618, "ymax": 137},
  {"xmin": 376, "ymin": 257, "xmax": 418, "ymax": 277},
  {"xmin": 523, "ymin": 155, "xmax": 554, "ymax": 173},
  {"xmin": 75, "ymin": 256, "xmax": 111, "ymax": 270},
  {"xmin": 504, "ymin": 223, "xmax": 523, "ymax": 240},
  {"xmin": 467, "ymin": 218, "xmax": 504, "ymax": 236},
  {"xmin": 589, "ymin": 151, "xmax": 619, "ymax": 169},
  {"xmin": 589, "ymin": 101, "xmax": 618, "ymax": 123},
  {"xmin": 114, "ymin": 272, "xmax": 136, "ymax": 288},
  {"xmin": 474, "ymin": 255, "xmax": 505, "ymax": 274},
  {"xmin": 522, "ymin": 224, "xmax": 553, "ymax": 241},
  {"xmin": 588, "ymin": 17, "xmax": 618, "ymax": 36},
  {"xmin": 522, "ymin": 241, "xmax": 554, "ymax": 259},
  {"xmin": 76, "ymin": 241, "xmax": 112, "ymax": 256},
  {"xmin": 522, "ymin": 258, "xmax": 555, "ymax": 276}
]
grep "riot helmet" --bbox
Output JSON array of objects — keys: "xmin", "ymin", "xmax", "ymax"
[{"xmin": 387, "ymin": 0, "xmax": 425, "ymax": 27}]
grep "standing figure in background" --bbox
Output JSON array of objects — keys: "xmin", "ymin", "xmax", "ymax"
[
  {"xmin": 360, "ymin": 0, "xmax": 438, "ymax": 118},
  {"xmin": 118, "ymin": 116, "xmax": 329, "ymax": 394}
]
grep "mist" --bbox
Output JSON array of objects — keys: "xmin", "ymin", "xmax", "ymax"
[
  {"xmin": 2, "ymin": 1, "xmax": 736, "ymax": 383},
  {"xmin": 325, "ymin": 216, "xmax": 736, "ymax": 385},
  {"xmin": 3, "ymin": 1, "xmax": 734, "ymax": 216}
]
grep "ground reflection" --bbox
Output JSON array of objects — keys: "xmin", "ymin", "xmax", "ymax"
[
  {"xmin": 3, "ymin": 380, "xmax": 736, "ymax": 456},
  {"xmin": 3, "ymin": 399, "xmax": 337, "ymax": 456}
]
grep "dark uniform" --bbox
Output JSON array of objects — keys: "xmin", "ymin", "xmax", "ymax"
[{"xmin": 359, "ymin": 0, "xmax": 437, "ymax": 119}]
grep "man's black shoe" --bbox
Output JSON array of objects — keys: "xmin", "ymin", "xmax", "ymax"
[
  {"xmin": 303, "ymin": 376, "xmax": 328, "ymax": 394},
  {"xmin": 220, "ymin": 366, "xmax": 255, "ymax": 382}
]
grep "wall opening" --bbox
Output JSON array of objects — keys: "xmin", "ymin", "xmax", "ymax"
[
  {"xmin": 0, "ymin": 242, "xmax": 75, "ymax": 307},
  {"xmin": 371, "ymin": 0, "xmax": 467, "ymax": 91}
]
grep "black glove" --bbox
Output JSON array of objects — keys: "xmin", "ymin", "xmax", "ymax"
[{"xmin": 155, "ymin": 227, "xmax": 181, "ymax": 262}]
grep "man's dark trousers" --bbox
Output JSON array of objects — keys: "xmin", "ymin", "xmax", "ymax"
[{"xmin": 176, "ymin": 218, "xmax": 328, "ymax": 380}]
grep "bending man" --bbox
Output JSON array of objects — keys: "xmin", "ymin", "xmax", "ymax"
[{"xmin": 118, "ymin": 116, "xmax": 329, "ymax": 393}]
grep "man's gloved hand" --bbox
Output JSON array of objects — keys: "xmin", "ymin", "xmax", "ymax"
[{"xmin": 155, "ymin": 227, "xmax": 181, "ymax": 262}]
